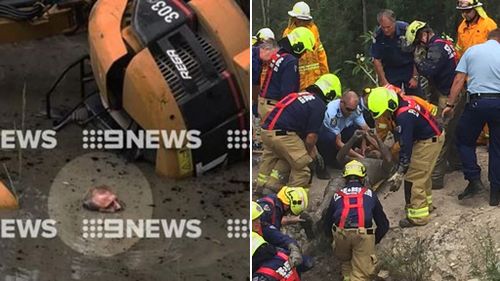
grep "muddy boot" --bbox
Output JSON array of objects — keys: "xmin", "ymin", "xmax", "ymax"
[
  {"xmin": 458, "ymin": 179, "xmax": 484, "ymax": 200},
  {"xmin": 489, "ymin": 189, "xmax": 500, "ymax": 206},
  {"xmin": 399, "ymin": 218, "xmax": 423, "ymax": 228}
]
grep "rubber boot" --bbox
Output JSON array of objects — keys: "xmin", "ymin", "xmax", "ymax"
[
  {"xmin": 458, "ymin": 179, "xmax": 484, "ymax": 200},
  {"xmin": 489, "ymin": 188, "xmax": 500, "ymax": 206}
]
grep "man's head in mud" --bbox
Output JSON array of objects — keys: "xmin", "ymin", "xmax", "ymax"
[
  {"xmin": 252, "ymin": 201, "xmax": 264, "ymax": 234},
  {"xmin": 342, "ymin": 160, "xmax": 367, "ymax": 185},
  {"xmin": 277, "ymin": 186, "xmax": 309, "ymax": 216},
  {"xmin": 340, "ymin": 90, "xmax": 360, "ymax": 117},
  {"xmin": 83, "ymin": 185, "xmax": 123, "ymax": 213}
]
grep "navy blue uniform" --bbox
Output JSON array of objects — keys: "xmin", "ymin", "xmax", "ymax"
[
  {"xmin": 262, "ymin": 93, "xmax": 326, "ymax": 137},
  {"xmin": 252, "ymin": 46, "xmax": 262, "ymax": 86},
  {"xmin": 415, "ymin": 35, "xmax": 457, "ymax": 95},
  {"xmin": 370, "ymin": 21, "xmax": 419, "ymax": 95},
  {"xmin": 260, "ymin": 49, "xmax": 300, "ymax": 101},
  {"xmin": 395, "ymin": 98, "xmax": 441, "ymax": 172},
  {"xmin": 324, "ymin": 182, "xmax": 389, "ymax": 244},
  {"xmin": 257, "ymin": 195, "xmax": 297, "ymax": 248}
]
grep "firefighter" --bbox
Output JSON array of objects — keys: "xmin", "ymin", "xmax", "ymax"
[
  {"xmin": 283, "ymin": 1, "xmax": 329, "ymax": 91},
  {"xmin": 405, "ymin": 20, "xmax": 463, "ymax": 189},
  {"xmin": 257, "ymin": 73, "xmax": 338, "ymax": 192},
  {"xmin": 324, "ymin": 160, "xmax": 389, "ymax": 281},
  {"xmin": 442, "ymin": 29, "xmax": 500, "ymax": 206},
  {"xmin": 367, "ymin": 87, "xmax": 444, "ymax": 227},
  {"xmin": 257, "ymin": 187, "xmax": 313, "ymax": 274},
  {"xmin": 456, "ymin": 0, "xmax": 497, "ymax": 145},
  {"xmin": 252, "ymin": 201, "xmax": 302, "ymax": 281},
  {"xmin": 258, "ymin": 26, "xmax": 316, "ymax": 118}
]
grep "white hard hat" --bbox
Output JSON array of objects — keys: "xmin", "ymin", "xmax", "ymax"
[
  {"xmin": 256, "ymin": 27, "xmax": 275, "ymax": 41},
  {"xmin": 288, "ymin": 1, "xmax": 313, "ymax": 20}
]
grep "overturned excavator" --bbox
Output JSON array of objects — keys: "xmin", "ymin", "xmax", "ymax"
[{"xmin": 46, "ymin": 0, "xmax": 250, "ymax": 179}]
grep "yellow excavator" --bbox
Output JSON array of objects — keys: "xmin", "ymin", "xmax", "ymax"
[{"xmin": 1, "ymin": 0, "xmax": 249, "ymax": 208}]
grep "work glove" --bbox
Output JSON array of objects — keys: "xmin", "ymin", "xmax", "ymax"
[
  {"xmin": 388, "ymin": 171, "xmax": 404, "ymax": 192},
  {"xmin": 314, "ymin": 153, "xmax": 330, "ymax": 180},
  {"xmin": 299, "ymin": 212, "xmax": 315, "ymax": 240},
  {"xmin": 287, "ymin": 243, "xmax": 303, "ymax": 267}
]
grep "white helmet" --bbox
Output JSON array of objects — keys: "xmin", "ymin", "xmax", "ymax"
[
  {"xmin": 288, "ymin": 1, "xmax": 313, "ymax": 21},
  {"xmin": 255, "ymin": 28, "xmax": 275, "ymax": 41}
]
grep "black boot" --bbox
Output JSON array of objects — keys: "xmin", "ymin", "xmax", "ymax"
[
  {"xmin": 489, "ymin": 189, "xmax": 500, "ymax": 206},
  {"xmin": 458, "ymin": 179, "xmax": 484, "ymax": 200}
]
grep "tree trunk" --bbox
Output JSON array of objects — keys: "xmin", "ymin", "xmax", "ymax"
[{"xmin": 362, "ymin": 0, "xmax": 368, "ymax": 34}]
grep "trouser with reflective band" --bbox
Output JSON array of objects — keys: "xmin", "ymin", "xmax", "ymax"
[
  {"xmin": 405, "ymin": 131, "xmax": 445, "ymax": 225},
  {"xmin": 432, "ymin": 92, "xmax": 465, "ymax": 186},
  {"xmin": 258, "ymin": 97, "xmax": 277, "ymax": 119},
  {"xmin": 332, "ymin": 228, "xmax": 378, "ymax": 281},
  {"xmin": 256, "ymin": 160, "xmax": 290, "ymax": 194},
  {"xmin": 259, "ymin": 130, "xmax": 313, "ymax": 188}
]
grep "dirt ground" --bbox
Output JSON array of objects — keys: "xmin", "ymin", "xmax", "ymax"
[
  {"xmin": 0, "ymin": 34, "xmax": 249, "ymax": 280},
  {"xmin": 253, "ymin": 146, "xmax": 499, "ymax": 281}
]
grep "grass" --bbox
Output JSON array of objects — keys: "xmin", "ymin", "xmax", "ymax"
[{"xmin": 470, "ymin": 229, "xmax": 500, "ymax": 281}]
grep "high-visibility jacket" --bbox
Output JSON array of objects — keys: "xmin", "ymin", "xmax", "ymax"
[
  {"xmin": 283, "ymin": 22, "xmax": 329, "ymax": 91},
  {"xmin": 456, "ymin": 15, "xmax": 497, "ymax": 59}
]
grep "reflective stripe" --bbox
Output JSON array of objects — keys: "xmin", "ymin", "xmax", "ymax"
[
  {"xmin": 407, "ymin": 206, "xmax": 430, "ymax": 219},
  {"xmin": 270, "ymin": 169, "xmax": 280, "ymax": 180},
  {"xmin": 252, "ymin": 232, "xmax": 268, "ymax": 256},
  {"xmin": 426, "ymin": 195, "xmax": 432, "ymax": 205},
  {"xmin": 343, "ymin": 277, "xmax": 351, "ymax": 281},
  {"xmin": 257, "ymin": 173, "xmax": 268, "ymax": 185},
  {"xmin": 299, "ymin": 63, "xmax": 320, "ymax": 71}
]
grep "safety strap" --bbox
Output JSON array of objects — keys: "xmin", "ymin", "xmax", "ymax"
[
  {"xmin": 260, "ymin": 197, "xmax": 277, "ymax": 225},
  {"xmin": 337, "ymin": 188, "xmax": 367, "ymax": 229},
  {"xmin": 434, "ymin": 38, "xmax": 458, "ymax": 64},
  {"xmin": 256, "ymin": 251, "xmax": 292, "ymax": 281},
  {"xmin": 263, "ymin": 92, "xmax": 314, "ymax": 130},
  {"xmin": 395, "ymin": 96, "xmax": 442, "ymax": 136},
  {"xmin": 260, "ymin": 52, "xmax": 290, "ymax": 98}
]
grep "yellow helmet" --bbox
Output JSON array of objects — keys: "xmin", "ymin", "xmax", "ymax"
[
  {"xmin": 287, "ymin": 27, "xmax": 316, "ymax": 55},
  {"xmin": 314, "ymin": 73, "xmax": 342, "ymax": 101},
  {"xmin": 277, "ymin": 186, "xmax": 309, "ymax": 215},
  {"xmin": 456, "ymin": 0, "xmax": 483, "ymax": 9},
  {"xmin": 342, "ymin": 160, "xmax": 367, "ymax": 178},
  {"xmin": 251, "ymin": 201, "xmax": 264, "ymax": 221},
  {"xmin": 367, "ymin": 87, "xmax": 399, "ymax": 119},
  {"xmin": 288, "ymin": 1, "xmax": 313, "ymax": 20},
  {"xmin": 405, "ymin": 20, "xmax": 427, "ymax": 45}
]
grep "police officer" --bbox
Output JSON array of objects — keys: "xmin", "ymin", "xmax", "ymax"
[
  {"xmin": 257, "ymin": 187, "xmax": 312, "ymax": 273},
  {"xmin": 252, "ymin": 201, "xmax": 302, "ymax": 281},
  {"xmin": 370, "ymin": 9, "xmax": 421, "ymax": 96},
  {"xmin": 317, "ymin": 90, "xmax": 371, "ymax": 167},
  {"xmin": 368, "ymin": 87, "xmax": 444, "ymax": 227},
  {"xmin": 257, "ymin": 73, "xmax": 338, "ymax": 192},
  {"xmin": 258, "ymin": 27, "xmax": 316, "ymax": 118},
  {"xmin": 324, "ymin": 160, "xmax": 389, "ymax": 281},
  {"xmin": 442, "ymin": 29, "xmax": 500, "ymax": 206},
  {"xmin": 405, "ymin": 20, "xmax": 463, "ymax": 189}
]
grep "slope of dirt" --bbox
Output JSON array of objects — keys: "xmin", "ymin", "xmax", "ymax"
[{"xmin": 253, "ymin": 146, "xmax": 499, "ymax": 280}]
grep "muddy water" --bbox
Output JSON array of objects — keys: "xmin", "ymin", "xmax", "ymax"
[{"xmin": 0, "ymin": 35, "xmax": 249, "ymax": 280}]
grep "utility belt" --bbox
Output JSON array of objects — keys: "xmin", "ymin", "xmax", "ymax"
[
  {"xmin": 467, "ymin": 92, "xmax": 500, "ymax": 102},
  {"xmin": 418, "ymin": 130, "xmax": 445, "ymax": 144},
  {"xmin": 272, "ymin": 130, "xmax": 297, "ymax": 136},
  {"xmin": 332, "ymin": 224, "xmax": 375, "ymax": 235}
]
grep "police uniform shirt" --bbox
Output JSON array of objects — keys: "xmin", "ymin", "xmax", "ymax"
[
  {"xmin": 395, "ymin": 99, "xmax": 440, "ymax": 169},
  {"xmin": 322, "ymin": 99, "xmax": 367, "ymax": 135},
  {"xmin": 261, "ymin": 49, "xmax": 300, "ymax": 101},
  {"xmin": 370, "ymin": 21, "xmax": 414, "ymax": 85},
  {"xmin": 456, "ymin": 39, "xmax": 500, "ymax": 94},
  {"xmin": 324, "ymin": 181, "xmax": 389, "ymax": 244},
  {"xmin": 262, "ymin": 93, "xmax": 326, "ymax": 136},
  {"xmin": 415, "ymin": 35, "xmax": 457, "ymax": 95}
]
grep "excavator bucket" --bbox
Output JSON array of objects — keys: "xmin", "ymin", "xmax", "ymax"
[{"xmin": 0, "ymin": 181, "xmax": 18, "ymax": 210}]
